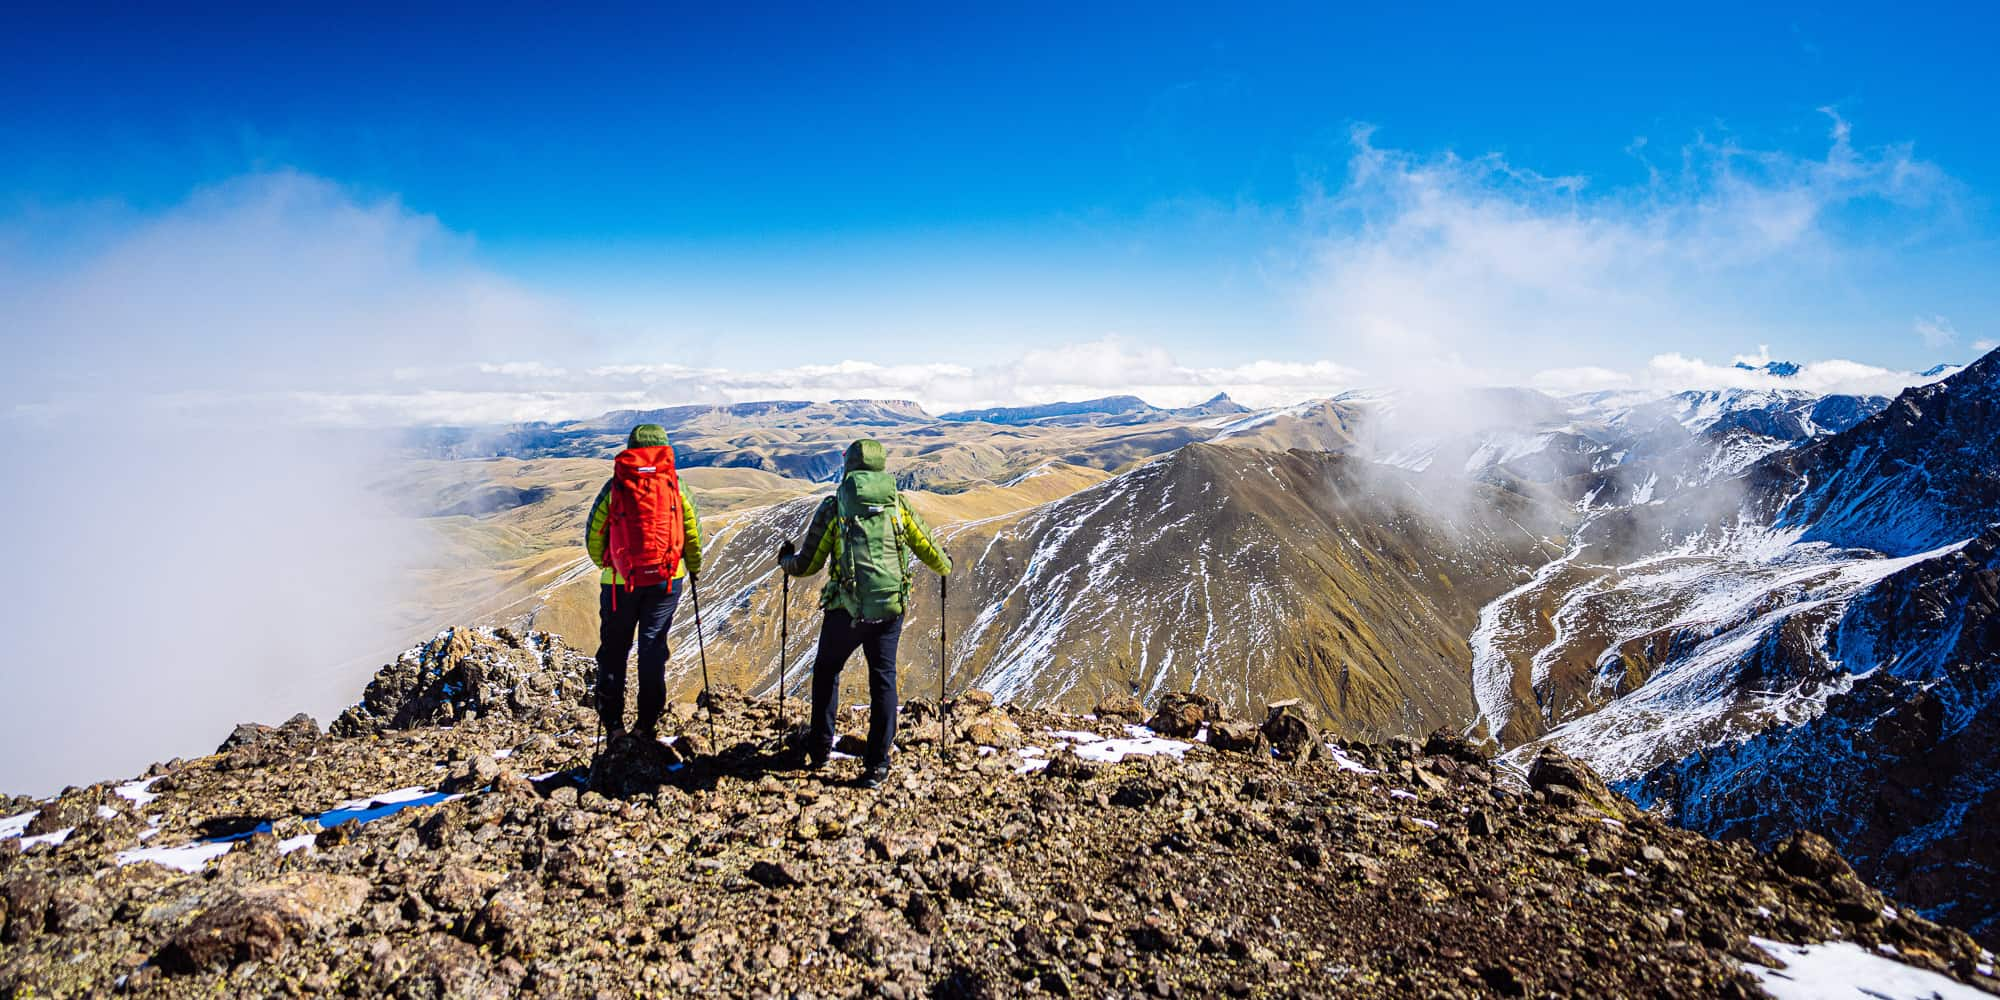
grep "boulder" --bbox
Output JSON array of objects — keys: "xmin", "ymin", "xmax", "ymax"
[
  {"xmin": 1148, "ymin": 692, "xmax": 1225, "ymax": 738},
  {"xmin": 1, "ymin": 874, "xmax": 52, "ymax": 943},
  {"xmin": 1423, "ymin": 727, "xmax": 1493, "ymax": 763},
  {"xmin": 425, "ymin": 866, "xmax": 505, "ymax": 914},
  {"xmin": 1526, "ymin": 746, "xmax": 1637, "ymax": 821},
  {"xmin": 1093, "ymin": 694, "xmax": 1148, "ymax": 723},
  {"xmin": 1040, "ymin": 746, "xmax": 1096, "ymax": 781},
  {"xmin": 24, "ymin": 792, "xmax": 97, "ymax": 838},
  {"xmin": 1207, "ymin": 720, "xmax": 1266, "ymax": 755},
  {"xmin": 442, "ymin": 754, "xmax": 504, "ymax": 794},
  {"xmin": 467, "ymin": 890, "xmax": 539, "ymax": 956},
  {"xmin": 965, "ymin": 713, "xmax": 1024, "ymax": 750},
  {"xmin": 1774, "ymin": 831, "xmax": 1854, "ymax": 882},
  {"xmin": 1261, "ymin": 700, "xmax": 1319, "ymax": 759},
  {"xmin": 159, "ymin": 873, "xmax": 370, "ymax": 972},
  {"xmin": 746, "ymin": 860, "xmax": 807, "ymax": 889}
]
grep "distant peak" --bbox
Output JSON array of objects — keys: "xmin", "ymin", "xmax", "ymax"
[{"xmin": 1734, "ymin": 360, "xmax": 1802, "ymax": 378}]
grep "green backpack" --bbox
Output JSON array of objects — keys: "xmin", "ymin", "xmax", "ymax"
[{"xmin": 833, "ymin": 468, "xmax": 911, "ymax": 620}]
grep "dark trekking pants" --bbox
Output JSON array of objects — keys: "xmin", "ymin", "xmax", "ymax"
[
  {"xmin": 595, "ymin": 578, "xmax": 682, "ymax": 735},
  {"xmin": 809, "ymin": 610, "xmax": 904, "ymax": 767}
]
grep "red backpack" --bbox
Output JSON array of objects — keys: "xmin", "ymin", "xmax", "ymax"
[{"xmin": 606, "ymin": 445, "xmax": 685, "ymax": 588}]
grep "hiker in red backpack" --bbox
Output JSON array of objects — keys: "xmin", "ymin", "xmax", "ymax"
[{"xmin": 585, "ymin": 424, "xmax": 704, "ymax": 741}]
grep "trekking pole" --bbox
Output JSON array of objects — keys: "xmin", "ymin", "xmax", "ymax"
[
  {"xmin": 778, "ymin": 571, "xmax": 790, "ymax": 736},
  {"xmin": 938, "ymin": 573, "xmax": 949, "ymax": 760},
  {"xmin": 689, "ymin": 575, "xmax": 717, "ymax": 746}
]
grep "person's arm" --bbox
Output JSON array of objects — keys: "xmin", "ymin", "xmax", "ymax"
[
  {"xmin": 779, "ymin": 498, "xmax": 838, "ymax": 576},
  {"xmin": 898, "ymin": 496, "xmax": 952, "ymax": 576},
  {"xmin": 679, "ymin": 488, "xmax": 704, "ymax": 576},
  {"xmin": 584, "ymin": 479, "xmax": 614, "ymax": 567}
]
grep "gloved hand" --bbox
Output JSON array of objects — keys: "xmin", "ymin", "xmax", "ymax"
[{"xmin": 777, "ymin": 539, "xmax": 796, "ymax": 566}]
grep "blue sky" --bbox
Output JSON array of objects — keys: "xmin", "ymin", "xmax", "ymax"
[{"xmin": 4, "ymin": 2, "xmax": 1996, "ymax": 418}]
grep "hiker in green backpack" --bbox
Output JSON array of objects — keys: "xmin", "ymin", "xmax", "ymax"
[{"xmin": 777, "ymin": 438, "xmax": 951, "ymax": 788}]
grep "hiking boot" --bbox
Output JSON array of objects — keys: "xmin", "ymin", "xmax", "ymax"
[
  {"xmin": 604, "ymin": 726, "xmax": 627, "ymax": 744},
  {"xmin": 805, "ymin": 750, "xmax": 830, "ymax": 772},
  {"xmin": 858, "ymin": 763, "xmax": 891, "ymax": 789}
]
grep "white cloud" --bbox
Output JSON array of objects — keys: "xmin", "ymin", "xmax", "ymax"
[
  {"xmin": 3, "ymin": 171, "xmax": 583, "ymax": 403},
  {"xmin": 303, "ymin": 337, "xmax": 1364, "ymax": 425},
  {"xmin": 1974, "ymin": 339, "xmax": 1998, "ymax": 354},
  {"xmin": 0, "ymin": 171, "xmax": 522, "ymax": 793},
  {"xmin": 1914, "ymin": 315, "xmax": 1958, "ymax": 348},
  {"xmin": 1298, "ymin": 113, "xmax": 1958, "ymax": 387},
  {"xmin": 1531, "ymin": 350, "xmax": 1955, "ymax": 398}
]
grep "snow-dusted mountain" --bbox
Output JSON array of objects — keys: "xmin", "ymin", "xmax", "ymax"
[
  {"xmin": 1354, "ymin": 382, "xmax": 1892, "ymax": 510},
  {"xmin": 1478, "ymin": 349, "xmax": 2000, "ymax": 940}
]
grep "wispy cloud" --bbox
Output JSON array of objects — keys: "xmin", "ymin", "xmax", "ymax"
[
  {"xmin": 2, "ymin": 170, "xmax": 586, "ymax": 405},
  {"xmin": 1914, "ymin": 314, "xmax": 1959, "ymax": 348},
  {"xmin": 1297, "ymin": 111, "xmax": 1960, "ymax": 387}
]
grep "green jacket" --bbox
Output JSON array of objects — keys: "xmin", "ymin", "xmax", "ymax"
[
  {"xmin": 781, "ymin": 440, "xmax": 950, "ymax": 616},
  {"xmin": 585, "ymin": 479, "xmax": 704, "ymax": 585}
]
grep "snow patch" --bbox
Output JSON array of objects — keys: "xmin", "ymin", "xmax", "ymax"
[
  {"xmin": 20, "ymin": 827, "xmax": 72, "ymax": 849},
  {"xmin": 1327, "ymin": 745, "xmax": 1379, "ymax": 775},
  {"xmin": 1744, "ymin": 936, "xmax": 1990, "ymax": 1000},
  {"xmin": 115, "ymin": 778, "xmax": 161, "ymax": 806},
  {"xmin": 119, "ymin": 840, "xmax": 238, "ymax": 872},
  {"xmin": 0, "ymin": 809, "xmax": 38, "ymax": 839}
]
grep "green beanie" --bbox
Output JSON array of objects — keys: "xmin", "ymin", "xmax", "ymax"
[
  {"xmin": 843, "ymin": 438, "xmax": 887, "ymax": 473},
  {"xmin": 628, "ymin": 424, "xmax": 670, "ymax": 448}
]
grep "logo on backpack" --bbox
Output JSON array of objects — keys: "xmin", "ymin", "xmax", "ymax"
[{"xmin": 607, "ymin": 444, "xmax": 685, "ymax": 588}]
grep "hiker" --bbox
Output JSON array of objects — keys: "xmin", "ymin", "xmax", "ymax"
[
  {"xmin": 777, "ymin": 438, "xmax": 951, "ymax": 788},
  {"xmin": 586, "ymin": 423, "xmax": 704, "ymax": 742}
]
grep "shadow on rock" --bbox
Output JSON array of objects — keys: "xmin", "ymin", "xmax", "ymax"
[{"xmin": 584, "ymin": 730, "xmax": 804, "ymax": 799}]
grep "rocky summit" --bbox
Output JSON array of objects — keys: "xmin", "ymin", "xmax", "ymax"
[{"xmin": 3, "ymin": 628, "xmax": 1997, "ymax": 998}]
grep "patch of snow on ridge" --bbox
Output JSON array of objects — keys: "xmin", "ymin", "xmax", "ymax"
[
  {"xmin": 1326, "ymin": 745, "xmax": 1378, "ymax": 775},
  {"xmin": 1743, "ymin": 936, "xmax": 1990, "ymax": 999},
  {"xmin": 1039, "ymin": 727, "xmax": 1194, "ymax": 764},
  {"xmin": 118, "ymin": 841, "xmax": 237, "ymax": 873},
  {"xmin": 1631, "ymin": 472, "xmax": 1659, "ymax": 505},
  {"xmin": 0, "ymin": 810, "xmax": 37, "ymax": 839},
  {"xmin": 21, "ymin": 827, "xmax": 72, "ymax": 849},
  {"xmin": 115, "ymin": 778, "xmax": 161, "ymax": 806},
  {"xmin": 1210, "ymin": 401, "xmax": 1319, "ymax": 437}
]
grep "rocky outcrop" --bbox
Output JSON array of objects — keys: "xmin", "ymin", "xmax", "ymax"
[{"xmin": 333, "ymin": 627, "xmax": 596, "ymax": 737}]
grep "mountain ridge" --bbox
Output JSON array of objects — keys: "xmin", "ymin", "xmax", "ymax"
[{"xmin": 4, "ymin": 626, "xmax": 1996, "ymax": 997}]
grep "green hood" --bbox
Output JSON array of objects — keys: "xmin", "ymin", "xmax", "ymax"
[
  {"xmin": 843, "ymin": 438, "xmax": 886, "ymax": 473},
  {"xmin": 627, "ymin": 424, "xmax": 670, "ymax": 448}
]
